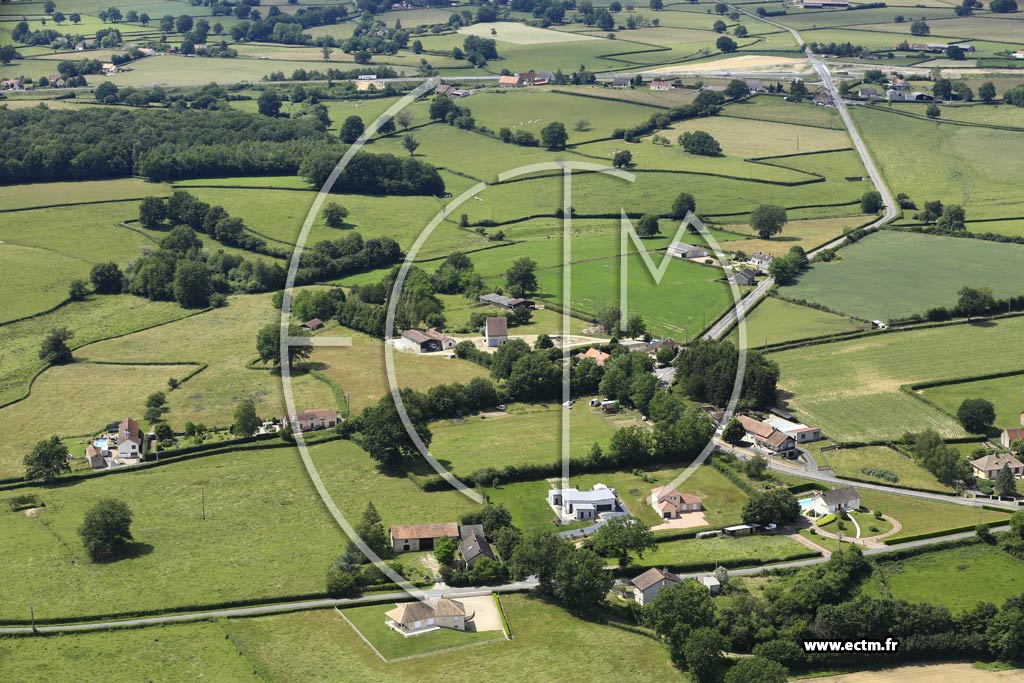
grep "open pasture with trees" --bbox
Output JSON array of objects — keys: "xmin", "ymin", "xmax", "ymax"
[
  {"xmin": 786, "ymin": 231, "xmax": 1024, "ymax": 321},
  {"xmin": 852, "ymin": 106, "xmax": 1024, "ymax": 221},
  {"xmin": 0, "ymin": 446, "xmax": 346, "ymax": 621},
  {"xmin": 718, "ymin": 214, "xmax": 870, "ymax": 258},
  {"xmin": 771, "ymin": 315, "xmax": 1024, "ymax": 442},
  {"xmin": 664, "ymin": 115, "xmax": 852, "ymax": 157},
  {"xmin": 919, "ymin": 373, "xmax": 1024, "ymax": 430}
]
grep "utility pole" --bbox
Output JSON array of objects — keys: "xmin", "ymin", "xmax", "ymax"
[{"xmin": 29, "ymin": 604, "xmax": 36, "ymax": 634}]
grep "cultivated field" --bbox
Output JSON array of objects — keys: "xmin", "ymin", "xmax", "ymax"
[{"xmin": 771, "ymin": 316, "xmax": 1024, "ymax": 441}]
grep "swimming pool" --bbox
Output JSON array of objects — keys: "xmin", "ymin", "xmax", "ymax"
[
  {"xmin": 798, "ymin": 497, "xmax": 814, "ymax": 511},
  {"xmin": 94, "ymin": 438, "xmax": 108, "ymax": 448}
]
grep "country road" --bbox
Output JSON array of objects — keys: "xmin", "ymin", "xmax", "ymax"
[{"xmin": 701, "ymin": 7, "xmax": 899, "ymax": 341}]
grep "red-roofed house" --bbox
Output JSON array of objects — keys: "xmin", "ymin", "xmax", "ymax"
[
  {"xmin": 650, "ymin": 486, "xmax": 702, "ymax": 519},
  {"xmin": 1002, "ymin": 428, "xmax": 1024, "ymax": 449},
  {"xmin": 389, "ymin": 522, "xmax": 460, "ymax": 552},
  {"xmin": 575, "ymin": 347, "xmax": 610, "ymax": 367},
  {"xmin": 498, "ymin": 74, "xmax": 524, "ymax": 88}
]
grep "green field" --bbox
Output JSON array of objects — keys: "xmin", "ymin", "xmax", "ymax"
[
  {"xmin": 787, "ymin": 231, "xmax": 1024, "ymax": 321},
  {"xmin": 0, "ymin": 621, "xmax": 261, "ymax": 683},
  {"xmin": 430, "ymin": 404, "xmax": 636, "ymax": 475},
  {"xmin": 812, "ymin": 445, "xmax": 950, "ymax": 492},
  {"xmin": 852, "ymin": 106, "xmax": 1024, "ymax": 221},
  {"xmin": 341, "ymin": 602, "xmax": 505, "ymax": 660},
  {"xmin": 729, "ymin": 296, "xmax": 862, "ymax": 348},
  {"xmin": 771, "ymin": 316, "xmax": 1024, "ymax": 442},
  {"xmin": 867, "ymin": 543, "xmax": 1024, "ymax": 613},
  {"xmin": 222, "ymin": 594, "xmax": 681, "ymax": 683},
  {"xmin": 622, "ymin": 533, "xmax": 812, "ymax": 569},
  {"xmin": 919, "ymin": 374, "xmax": 1024, "ymax": 430},
  {"xmin": 722, "ymin": 97, "xmax": 845, "ymax": 129},
  {"xmin": 0, "ymin": 446, "xmax": 347, "ymax": 621}
]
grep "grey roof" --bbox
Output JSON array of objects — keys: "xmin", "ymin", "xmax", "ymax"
[
  {"xmin": 459, "ymin": 533, "xmax": 496, "ymax": 565},
  {"xmin": 817, "ymin": 486, "xmax": 859, "ymax": 507},
  {"xmin": 631, "ymin": 567, "xmax": 680, "ymax": 591},
  {"xmin": 460, "ymin": 524, "xmax": 485, "ymax": 540}
]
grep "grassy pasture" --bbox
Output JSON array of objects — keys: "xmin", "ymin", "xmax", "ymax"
[
  {"xmin": 308, "ymin": 326, "xmax": 489, "ymax": 415},
  {"xmin": 849, "ymin": 16, "xmax": 1024, "ymax": 43},
  {"xmin": 786, "ymin": 231, "xmax": 1024, "ymax": 321},
  {"xmin": 868, "ymin": 543, "xmax": 1024, "ymax": 613},
  {"xmin": 728, "ymin": 296, "xmax": 862, "ymax": 348},
  {"xmin": 0, "ymin": 178, "xmax": 169, "ymax": 210},
  {"xmin": 0, "ymin": 294, "xmax": 190, "ymax": 409},
  {"xmin": 887, "ymin": 102, "xmax": 1024, "ymax": 128},
  {"xmin": 853, "ymin": 106, "xmax": 1024, "ymax": 220},
  {"xmin": 621, "ymin": 533, "xmax": 810, "ymax": 568},
  {"xmin": 224, "ymin": 594, "xmax": 680, "ymax": 683},
  {"xmin": 775, "ymin": 6, "xmax": 956, "ymax": 29},
  {"xmin": 83, "ymin": 293, "xmax": 336, "ymax": 430},
  {"xmin": 440, "ymin": 295, "xmax": 597, "ymax": 337},
  {"xmin": 919, "ymin": 374, "xmax": 1024, "ymax": 430},
  {"xmin": 0, "ymin": 361, "xmax": 189, "ymax": 476},
  {"xmin": 719, "ymin": 214, "xmax": 869, "ymax": 258},
  {"xmin": 723, "ymin": 96, "xmax": 845, "ymax": 129},
  {"xmin": 308, "ymin": 439, "xmax": 478, "ymax": 530},
  {"xmin": 812, "ymin": 445, "xmax": 951, "ymax": 492},
  {"xmin": 663, "ymin": 115, "xmax": 851, "ymax": 157},
  {"xmin": 0, "ymin": 446, "xmax": 347, "ymax": 621},
  {"xmin": 459, "ymin": 22, "xmax": 602, "ymax": 45},
  {"xmin": 771, "ymin": 316, "xmax": 1024, "ymax": 442},
  {"xmin": 341, "ymin": 603, "xmax": 505, "ymax": 660},
  {"xmin": 0, "ymin": 621, "xmax": 260, "ymax": 683},
  {"xmin": 0, "ymin": 243, "xmax": 93, "ymax": 323},
  {"xmin": 429, "ymin": 403, "xmax": 637, "ymax": 475}
]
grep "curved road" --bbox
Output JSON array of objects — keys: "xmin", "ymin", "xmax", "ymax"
[{"xmin": 702, "ymin": 7, "xmax": 899, "ymax": 341}]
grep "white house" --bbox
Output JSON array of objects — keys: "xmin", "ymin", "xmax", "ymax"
[
  {"xmin": 86, "ymin": 417, "xmax": 143, "ymax": 469},
  {"xmin": 808, "ymin": 487, "xmax": 861, "ymax": 516},
  {"xmin": 547, "ymin": 484, "xmax": 620, "ymax": 521},
  {"xmin": 749, "ymin": 252, "xmax": 774, "ymax": 272},
  {"xmin": 667, "ymin": 242, "xmax": 709, "ymax": 259},
  {"xmin": 763, "ymin": 416, "xmax": 822, "ymax": 443},
  {"xmin": 483, "ymin": 316, "xmax": 508, "ymax": 347},
  {"xmin": 384, "ymin": 598, "xmax": 468, "ymax": 635},
  {"xmin": 630, "ymin": 567, "xmax": 681, "ymax": 606}
]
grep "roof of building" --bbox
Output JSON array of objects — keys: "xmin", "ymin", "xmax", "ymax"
[
  {"xmin": 86, "ymin": 444, "xmax": 101, "ymax": 457},
  {"xmin": 119, "ymin": 417, "xmax": 140, "ymax": 437},
  {"xmin": 459, "ymin": 533, "xmax": 496, "ymax": 564},
  {"xmin": 650, "ymin": 80, "xmax": 672, "ymax": 87},
  {"xmin": 612, "ymin": 76, "xmax": 632, "ymax": 85},
  {"xmin": 631, "ymin": 567, "xmax": 680, "ymax": 591},
  {"xmin": 389, "ymin": 522, "xmax": 459, "ymax": 540},
  {"xmin": 737, "ymin": 415, "xmax": 774, "ymax": 439},
  {"xmin": 303, "ymin": 318, "xmax": 323, "ymax": 328},
  {"xmin": 385, "ymin": 601, "xmax": 436, "ymax": 625},
  {"xmin": 750, "ymin": 251, "xmax": 773, "ymax": 262},
  {"xmin": 815, "ymin": 486, "xmax": 860, "ymax": 507},
  {"xmin": 298, "ymin": 408, "xmax": 340, "ymax": 420},
  {"xmin": 971, "ymin": 452, "xmax": 1024, "ymax": 471},
  {"xmin": 552, "ymin": 486, "xmax": 617, "ymax": 503},
  {"xmin": 657, "ymin": 501, "xmax": 675, "ymax": 512},
  {"xmin": 668, "ymin": 241, "xmax": 705, "ymax": 254},
  {"xmin": 485, "ymin": 316, "xmax": 508, "ymax": 337},
  {"xmin": 764, "ymin": 430, "xmax": 792, "ymax": 449},
  {"xmin": 460, "ymin": 524, "xmax": 485, "ymax": 540},
  {"xmin": 119, "ymin": 433, "xmax": 142, "ymax": 445},
  {"xmin": 652, "ymin": 485, "xmax": 680, "ymax": 500},
  {"xmin": 433, "ymin": 598, "xmax": 466, "ymax": 617},
  {"xmin": 746, "ymin": 80, "xmax": 764, "ymax": 89},
  {"xmin": 763, "ymin": 415, "xmax": 816, "ymax": 434},
  {"xmin": 735, "ymin": 268, "xmax": 757, "ymax": 283},
  {"xmin": 498, "ymin": 75, "xmax": 522, "ymax": 85},
  {"xmin": 424, "ymin": 328, "xmax": 452, "ymax": 342},
  {"xmin": 701, "ymin": 575, "xmax": 721, "ymax": 588},
  {"xmin": 1003, "ymin": 428, "xmax": 1024, "ymax": 440},
  {"xmin": 402, "ymin": 329, "xmax": 432, "ymax": 344},
  {"xmin": 479, "ymin": 292, "xmax": 530, "ymax": 308},
  {"xmin": 576, "ymin": 347, "xmax": 611, "ymax": 366}
]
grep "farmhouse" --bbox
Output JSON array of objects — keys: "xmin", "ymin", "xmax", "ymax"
[
  {"xmin": 649, "ymin": 80, "xmax": 673, "ymax": 91},
  {"xmin": 300, "ymin": 318, "xmax": 323, "ymax": 331},
  {"xmin": 1, "ymin": 79, "xmax": 23, "ymax": 91},
  {"xmin": 858, "ymin": 87, "xmax": 880, "ymax": 100},
  {"xmin": 650, "ymin": 485, "xmax": 702, "ymax": 519},
  {"xmin": 611, "ymin": 76, "xmax": 632, "ymax": 88},
  {"xmin": 385, "ymin": 598, "xmax": 468, "ymax": 635},
  {"xmin": 746, "ymin": 80, "xmax": 765, "ymax": 94},
  {"xmin": 86, "ymin": 417, "xmax": 144, "ymax": 469},
  {"xmin": 642, "ymin": 337, "xmax": 679, "ymax": 357},
  {"xmin": 478, "ymin": 292, "xmax": 534, "ymax": 309},
  {"xmin": 101, "ymin": 63, "xmax": 118, "ymax": 75},
  {"xmin": 533, "ymin": 70, "xmax": 555, "ymax": 85},
  {"xmin": 972, "ymin": 452, "xmax": 1024, "ymax": 481},
  {"xmin": 749, "ymin": 252, "xmax": 774, "ymax": 272},
  {"xmin": 763, "ymin": 415, "xmax": 822, "ymax": 443},
  {"xmin": 808, "ymin": 486, "xmax": 861, "ymax": 516},
  {"xmin": 733, "ymin": 268, "xmax": 757, "ymax": 287},
  {"xmin": 458, "ymin": 530, "xmax": 497, "ymax": 569},
  {"xmin": 1001, "ymin": 428, "xmax": 1024, "ymax": 449},
  {"xmin": 498, "ymin": 74, "xmax": 525, "ymax": 87},
  {"xmin": 667, "ymin": 242, "xmax": 709, "ymax": 259},
  {"xmin": 390, "ymin": 522, "xmax": 460, "ymax": 553},
  {"xmin": 401, "ymin": 328, "xmax": 455, "ymax": 353},
  {"xmin": 289, "ymin": 408, "xmax": 341, "ymax": 431},
  {"xmin": 547, "ymin": 483, "xmax": 622, "ymax": 521},
  {"xmin": 737, "ymin": 415, "xmax": 798, "ymax": 456},
  {"xmin": 576, "ymin": 347, "xmax": 611, "ymax": 367},
  {"xmin": 483, "ymin": 316, "xmax": 509, "ymax": 347},
  {"xmin": 630, "ymin": 567, "xmax": 681, "ymax": 606}
]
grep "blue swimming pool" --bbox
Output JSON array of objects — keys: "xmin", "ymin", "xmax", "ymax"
[
  {"xmin": 94, "ymin": 438, "xmax": 108, "ymax": 448},
  {"xmin": 798, "ymin": 497, "xmax": 814, "ymax": 511}
]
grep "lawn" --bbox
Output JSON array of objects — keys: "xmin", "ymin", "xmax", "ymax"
[
  {"xmin": 728, "ymin": 296, "xmax": 863, "ymax": 348},
  {"xmin": 340, "ymin": 602, "xmax": 505, "ymax": 660},
  {"xmin": 851, "ymin": 105, "xmax": 1024, "ymax": 220},
  {"xmin": 82, "ymin": 293, "xmax": 337, "ymax": 432},
  {"xmin": 786, "ymin": 231, "xmax": 1024, "ymax": 321},
  {"xmin": 308, "ymin": 326, "xmax": 490, "ymax": 415},
  {"xmin": 812, "ymin": 445, "xmax": 951, "ymax": 493},
  {"xmin": 868, "ymin": 542, "xmax": 1024, "ymax": 613},
  {"xmin": 919, "ymin": 373, "xmax": 1024, "ymax": 431},
  {"xmin": 429, "ymin": 403, "xmax": 636, "ymax": 475},
  {"xmin": 0, "ymin": 621, "xmax": 260, "ymax": 683},
  {"xmin": 0, "ymin": 446, "xmax": 348, "ymax": 622},
  {"xmin": 770, "ymin": 315, "xmax": 1024, "ymax": 442},
  {"xmin": 223, "ymin": 594, "xmax": 681, "ymax": 683},
  {"xmin": 621, "ymin": 533, "xmax": 813, "ymax": 569}
]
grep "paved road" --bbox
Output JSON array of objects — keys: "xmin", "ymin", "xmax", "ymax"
[
  {"xmin": 701, "ymin": 7, "xmax": 900, "ymax": 342},
  {"xmin": 717, "ymin": 437, "xmax": 1020, "ymax": 511},
  {"xmin": 0, "ymin": 580, "xmax": 540, "ymax": 636}
]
